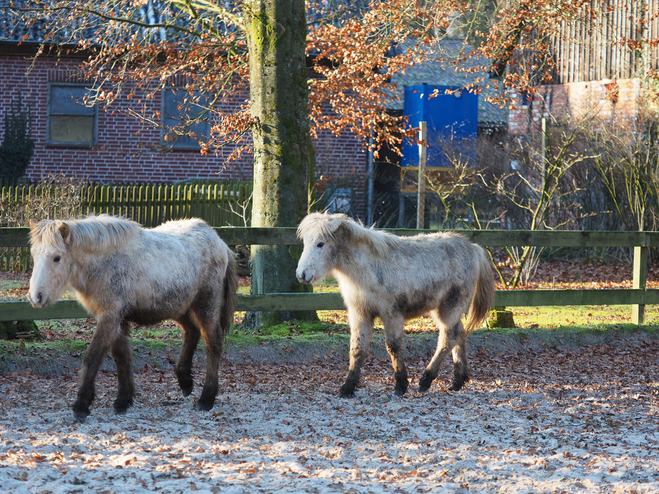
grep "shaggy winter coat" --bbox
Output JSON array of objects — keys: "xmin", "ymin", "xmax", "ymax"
[
  {"xmin": 296, "ymin": 212, "xmax": 495, "ymax": 397},
  {"xmin": 28, "ymin": 215, "xmax": 237, "ymax": 420}
]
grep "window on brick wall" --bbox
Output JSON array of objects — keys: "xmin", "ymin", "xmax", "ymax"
[
  {"xmin": 47, "ymin": 84, "xmax": 97, "ymax": 146},
  {"xmin": 162, "ymin": 89, "xmax": 210, "ymax": 150}
]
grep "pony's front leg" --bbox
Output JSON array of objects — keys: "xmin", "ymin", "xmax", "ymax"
[
  {"xmin": 73, "ymin": 316, "xmax": 120, "ymax": 420},
  {"xmin": 111, "ymin": 322, "xmax": 135, "ymax": 414},
  {"xmin": 383, "ymin": 314, "xmax": 408, "ymax": 396},
  {"xmin": 339, "ymin": 308, "xmax": 373, "ymax": 398}
]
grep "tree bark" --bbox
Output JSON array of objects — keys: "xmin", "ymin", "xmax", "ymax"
[{"xmin": 243, "ymin": 0, "xmax": 316, "ymax": 327}]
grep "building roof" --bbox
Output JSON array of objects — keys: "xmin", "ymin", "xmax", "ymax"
[
  {"xmin": 387, "ymin": 39, "xmax": 507, "ymax": 127},
  {"xmin": 1, "ymin": 4, "xmax": 507, "ymax": 127}
]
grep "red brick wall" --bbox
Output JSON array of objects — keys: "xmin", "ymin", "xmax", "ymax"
[
  {"xmin": 509, "ymin": 78, "xmax": 642, "ymax": 135},
  {"xmin": 0, "ymin": 54, "xmax": 367, "ymax": 215}
]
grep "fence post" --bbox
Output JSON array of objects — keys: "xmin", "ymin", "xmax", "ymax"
[
  {"xmin": 632, "ymin": 244, "xmax": 648, "ymax": 325},
  {"xmin": 416, "ymin": 121, "xmax": 427, "ymax": 230}
]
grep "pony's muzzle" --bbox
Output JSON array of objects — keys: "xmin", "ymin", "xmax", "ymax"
[
  {"xmin": 296, "ymin": 271, "xmax": 314, "ymax": 285},
  {"xmin": 28, "ymin": 291, "xmax": 49, "ymax": 309}
]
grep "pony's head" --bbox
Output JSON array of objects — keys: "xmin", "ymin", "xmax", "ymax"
[
  {"xmin": 28, "ymin": 219, "xmax": 75, "ymax": 309},
  {"xmin": 296, "ymin": 213, "xmax": 345, "ymax": 284},
  {"xmin": 296, "ymin": 212, "xmax": 395, "ymax": 284}
]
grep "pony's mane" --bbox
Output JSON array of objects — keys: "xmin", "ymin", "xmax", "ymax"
[
  {"xmin": 297, "ymin": 212, "xmax": 399, "ymax": 257},
  {"xmin": 30, "ymin": 215, "xmax": 140, "ymax": 251}
]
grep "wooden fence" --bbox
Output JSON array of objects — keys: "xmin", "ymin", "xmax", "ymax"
[
  {"xmin": 1, "ymin": 182, "xmax": 253, "ymax": 227},
  {"xmin": 550, "ymin": 0, "xmax": 659, "ymax": 84},
  {"xmin": 0, "ymin": 227, "xmax": 656, "ymax": 325},
  {"xmin": 1, "ymin": 182, "xmax": 253, "ymax": 270}
]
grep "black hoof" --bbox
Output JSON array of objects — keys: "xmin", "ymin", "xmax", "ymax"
[
  {"xmin": 449, "ymin": 374, "xmax": 469, "ymax": 391},
  {"xmin": 72, "ymin": 403, "xmax": 90, "ymax": 421},
  {"xmin": 418, "ymin": 372, "xmax": 433, "ymax": 392},
  {"xmin": 178, "ymin": 377, "xmax": 194, "ymax": 397},
  {"xmin": 393, "ymin": 385, "xmax": 407, "ymax": 397},
  {"xmin": 196, "ymin": 398, "xmax": 215, "ymax": 411},
  {"xmin": 114, "ymin": 398, "xmax": 133, "ymax": 415},
  {"xmin": 338, "ymin": 387, "xmax": 355, "ymax": 399}
]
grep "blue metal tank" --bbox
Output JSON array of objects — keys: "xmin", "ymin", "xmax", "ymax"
[{"xmin": 402, "ymin": 84, "xmax": 478, "ymax": 168}]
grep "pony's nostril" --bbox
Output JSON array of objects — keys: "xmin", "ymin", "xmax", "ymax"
[{"xmin": 37, "ymin": 292, "xmax": 43, "ymax": 305}]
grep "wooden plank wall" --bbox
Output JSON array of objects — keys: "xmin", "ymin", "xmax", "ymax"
[{"xmin": 550, "ymin": 0, "xmax": 659, "ymax": 83}]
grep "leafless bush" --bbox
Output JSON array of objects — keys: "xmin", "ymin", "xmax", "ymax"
[
  {"xmin": 1, "ymin": 174, "xmax": 88, "ymax": 271},
  {"xmin": 1, "ymin": 174, "xmax": 89, "ymax": 227},
  {"xmin": 426, "ymin": 114, "xmax": 604, "ymax": 286}
]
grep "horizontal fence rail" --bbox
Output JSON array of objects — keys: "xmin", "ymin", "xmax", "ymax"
[
  {"xmin": 0, "ymin": 227, "xmax": 656, "ymax": 323},
  {"xmin": 0, "ymin": 289, "xmax": 658, "ymax": 322},
  {"xmin": 9, "ymin": 227, "xmax": 659, "ymax": 248}
]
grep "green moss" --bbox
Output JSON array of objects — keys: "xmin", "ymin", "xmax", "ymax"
[
  {"xmin": 233, "ymin": 320, "xmax": 348, "ymax": 339},
  {"xmin": 251, "ymin": 13, "xmax": 277, "ymax": 53},
  {"xmin": 228, "ymin": 331, "xmax": 349, "ymax": 350},
  {"xmin": 487, "ymin": 308, "xmax": 516, "ymax": 329},
  {"xmin": 0, "ymin": 339, "xmax": 88, "ymax": 357}
]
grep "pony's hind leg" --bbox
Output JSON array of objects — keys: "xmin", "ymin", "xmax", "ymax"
[
  {"xmin": 111, "ymin": 322, "xmax": 135, "ymax": 414},
  {"xmin": 418, "ymin": 310, "xmax": 467, "ymax": 392},
  {"xmin": 340, "ymin": 307, "xmax": 374, "ymax": 398},
  {"xmin": 449, "ymin": 322, "xmax": 470, "ymax": 391},
  {"xmin": 73, "ymin": 315, "xmax": 121, "ymax": 420},
  {"xmin": 193, "ymin": 311, "xmax": 224, "ymax": 411},
  {"xmin": 174, "ymin": 312, "xmax": 201, "ymax": 397},
  {"xmin": 383, "ymin": 314, "xmax": 408, "ymax": 396}
]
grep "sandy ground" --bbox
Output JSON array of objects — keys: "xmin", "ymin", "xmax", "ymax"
[{"xmin": 0, "ymin": 335, "xmax": 658, "ymax": 494}]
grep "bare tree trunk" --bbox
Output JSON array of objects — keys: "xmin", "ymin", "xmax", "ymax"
[{"xmin": 243, "ymin": 0, "xmax": 317, "ymax": 327}]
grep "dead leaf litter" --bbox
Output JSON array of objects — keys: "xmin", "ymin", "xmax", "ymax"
[{"xmin": 0, "ymin": 341, "xmax": 657, "ymax": 493}]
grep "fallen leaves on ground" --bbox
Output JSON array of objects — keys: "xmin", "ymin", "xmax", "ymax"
[{"xmin": 0, "ymin": 340, "xmax": 657, "ymax": 493}]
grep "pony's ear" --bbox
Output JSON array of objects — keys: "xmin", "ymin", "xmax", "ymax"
[
  {"xmin": 327, "ymin": 216, "xmax": 348, "ymax": 236},
  {"xmin": 29, "ymin": 220, "xmax": 37, "ymax": 231},
  {"xmin": 333, "ymin": 219, "xmax": 360, "ymax": 242},
  {"xmin": 58, "ymin": 222, "xmax": 71, "ymax": 245},
  {"xmin": 335, "ymin": 217, "xmax": 392, "ymax": 256}
]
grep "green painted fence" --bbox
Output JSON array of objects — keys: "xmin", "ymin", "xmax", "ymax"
[
  {"xmin": 1, "ymin": 182, "xmax": 252, "ymax": 227},
  {"xmin": 0, "ymin": 182, "xmax": 253, "ymax": 270},
  {"xmin": 0, "ymin": 227, "xmax": 655, "ymax": 325}
]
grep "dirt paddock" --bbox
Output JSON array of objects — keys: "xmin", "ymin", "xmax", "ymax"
[{"xmin": 0, "ymin": 337, "xmax": 658, "ymax": 493}]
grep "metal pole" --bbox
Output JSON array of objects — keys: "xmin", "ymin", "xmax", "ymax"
[
  {"xmin": 417, "ymin": 121, "xmax": 427, "ymax": 230},
  {"xmin": 541, "ymin": 117, "xmax": 547, "ymax": 192},
  {"xmin": 367, "ymin": 137, "xmax": 375, "ymax": 225}
]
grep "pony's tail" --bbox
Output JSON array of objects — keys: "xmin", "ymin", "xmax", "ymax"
[
  {"xmin": 465, "ymin": 247, "xmax": 496, "ymax": 332},
  {"xmin": 219, "ymin": 248, "xmax": 239, "ymax": 340}
]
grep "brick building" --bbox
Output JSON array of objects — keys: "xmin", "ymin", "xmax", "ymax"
[
  {"xmin": 508, "ymin": 0, "xmax": 657, "ymax": 135},
  {"xmin": 0, "ymin": 42, "xmax": 369, "ymax": 217},
  {"xmin": 508, "ymin": 78, "xmax": 643, "ymax": 135}
]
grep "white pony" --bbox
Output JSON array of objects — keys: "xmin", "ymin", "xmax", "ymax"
[
  {"xmin": 28, "ymin": 215, "xmax": 237, "ymax": 420},
  {"xmin": 296, "ymin": 212, "xmax": 495, "ymax": 397}
]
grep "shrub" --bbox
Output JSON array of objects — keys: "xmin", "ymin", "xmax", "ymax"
[{"xmin": 0, "ymin": 95, "xmax": 34, "ymax": 181}]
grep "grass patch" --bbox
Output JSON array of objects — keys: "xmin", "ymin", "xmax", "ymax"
[
  {"xmin": 511, "ymin": 304, "xmax": 659, "ymax": 328},
  {"xmin": 0, "ymin": 339, "xmax": 88, "ymax": 358},
  {"xmin": 240, "ymin": 319, "xmax": 347, "ymax": 337}
]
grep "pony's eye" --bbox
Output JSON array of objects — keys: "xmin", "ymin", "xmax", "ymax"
[
  {"xmin": 317, "ymin": 242, "xmax": 325, "ymax": 248},
  {"xmin": 53, "ymin": 255, "xmax": 61, "ymax": 263}
]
